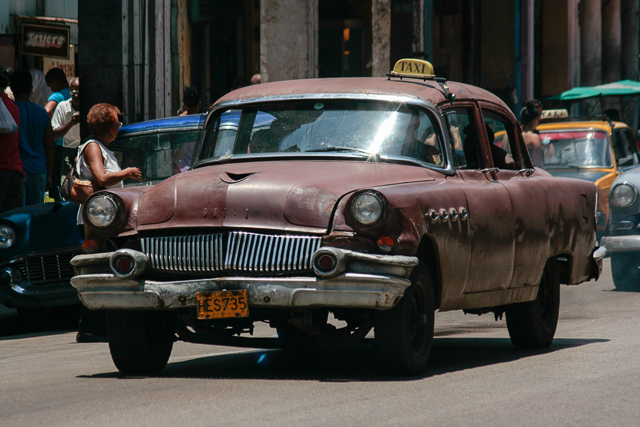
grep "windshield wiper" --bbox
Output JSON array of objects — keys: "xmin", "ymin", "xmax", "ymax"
[
  {"xmin": 545, "ymin": 163, "xmax": 584, "ymax": 169},
  {"xmin": 306, "ymin": 146, "xmax": 377, "ymax": 156}
]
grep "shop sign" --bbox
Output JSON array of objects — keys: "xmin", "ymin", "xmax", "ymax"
[
  {"xmin": 44, "ymin": 45, "xmax": 76, "ymax": 82},
  {"xmin": 22, "ymin": 23, "xmax": 70, "ymax": 59}
]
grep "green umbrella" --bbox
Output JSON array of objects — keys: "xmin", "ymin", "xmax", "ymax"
[{"xmin": 550, "ymin": 80, "xmax": 640, "ymax": 101}]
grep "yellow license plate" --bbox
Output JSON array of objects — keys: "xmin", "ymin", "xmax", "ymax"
[{"xmin": 196, "ymin": 290, "xmax": 249, "ymax": 319}]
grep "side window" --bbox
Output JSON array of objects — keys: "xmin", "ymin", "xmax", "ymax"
[
  {"xmin": 443, "ymin": 107, "xmax": 481, "ymax": 169},
  {"xmin": 614, "ymin": 129, "xmax": 638, "ymax": 166},
  {"xmin": 481, "ymin": 111, "xmax": 517, "ymax": 170}
]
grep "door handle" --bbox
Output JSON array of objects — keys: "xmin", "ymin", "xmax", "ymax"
[
  {"xmin": 517, "ymin": 168, "xmax": 535, "ymax": 177},
  {"xmin": 481, "ymin": 167, "xmax": 499, "ymax": 175}
]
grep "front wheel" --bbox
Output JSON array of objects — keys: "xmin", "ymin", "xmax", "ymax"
[
  {"xmin": 106, "ymin": 311, "xmax": 175, "ymax": 374},
  {"xmin": 505, "ymin": 262, "xmax": 560, "ymax": 348},
  {"xmin": 374, "ymin": 264, "xmax": 435, "ymax": 376},
  {"xmin": 611, "ymin": 253, "xmax": 640, "ymax": 292}
]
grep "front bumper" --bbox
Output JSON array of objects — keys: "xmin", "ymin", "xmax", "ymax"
[
  {"xmin": 70, "ymin": 248, "xmax": 418, "ymax": 311},
  {"xmin": 600, "ymin": 235, "xmax": 640, "ymax": 254}
]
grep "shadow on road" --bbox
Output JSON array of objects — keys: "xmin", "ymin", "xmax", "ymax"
[
  {"xmin": 0, "ymin": 306, "xmax": 79, "ymax": 340},
  {"xmin": 78, "ymin": 336, "xmax": 608, "ymax": 382}
]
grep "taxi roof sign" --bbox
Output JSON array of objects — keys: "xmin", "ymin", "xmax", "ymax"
[
  {"xmin": 390, "ymin": 59, "xmax": 435, "ymax": 79},
  {"xmin": 541, "ymin": 109, "xmax": 569, "ymax": 120}
]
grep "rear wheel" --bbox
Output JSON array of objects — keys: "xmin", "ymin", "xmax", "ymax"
[
  {"xmin": 374, "ymin": 264, "xmax": 435, "ymax": 376},
  {"xmin": 106, "ymin": 311, "xmax": 174, "ymax": 374},
  {"xmin": 505, "ymin": 263, "xmax": 560, "ymax": 348},
  {"xmin": 611, "ymin": 253, "xmax": 640, "ymax": 292}
]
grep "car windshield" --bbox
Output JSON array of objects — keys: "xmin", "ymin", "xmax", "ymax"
[
  {"xmin": 541, "ymin": 130, "xmax": 613, "ymax": 168},
  {"xmin": 110, "ymin": 129, "xmax": 198, "ymax": 186},
  {"xmin": 196, "ymin": 100, "xmax": 445, "ymax": 167}
]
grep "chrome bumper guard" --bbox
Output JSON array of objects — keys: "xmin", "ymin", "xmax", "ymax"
[
  {"xmin": 70, "ymin": 248, "xmax": 418, "ymax": 311},
  {"xmin": 600, "ymin": 235, "xmax": 640, "ymax": 254},
  {"xmin": 590, "ymin": 246, "xmax": 607, "ymax": 281}
]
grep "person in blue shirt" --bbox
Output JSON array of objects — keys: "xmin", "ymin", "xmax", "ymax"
[
  {"xmin": 44, "ymin": 68, "xmax": 70, "ymax": 118},
  {"xmin": 45, "ymin": 68, "xmax": 71, "ymax": 199},
  {"xmin": 10, "ymin": 70, "xmax": 54, "ymax": 206}
]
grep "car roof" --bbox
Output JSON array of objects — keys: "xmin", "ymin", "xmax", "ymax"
[
  {"xmin": 213, "ymin": 77, "xmax": 511, "ymax": 110},
  {"xmin": 538, "ymin": 120, "xmax": 630, "ymax": 133},
  {"xmin": 118, "ymin": 114, "xmax": 203, "ymax": 136}
]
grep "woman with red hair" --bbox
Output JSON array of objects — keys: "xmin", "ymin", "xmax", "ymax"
[
  {"xmin": 75, "ymin": 103, "xmax": 142, "ymax": 227},
  {"xmin": 74, "ymin": 103, "xmax": 141, "ymax": 342}
]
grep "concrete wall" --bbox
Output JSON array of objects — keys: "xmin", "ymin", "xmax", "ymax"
[
  {"xmin": 0, "ymin": 0, "xmax": 37, "ymax": 33},
  {"xmin": 260, "ymin": 0, "xmax": 318, "ymax": 82}
]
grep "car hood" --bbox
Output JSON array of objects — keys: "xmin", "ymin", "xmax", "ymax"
[
  {"xmin": 134, "ymin": 160, "xmax": 436, "ymax": 232},
  {"xmin": 0, "ymin": 201, "xmax": 81, "ymax": 262}
]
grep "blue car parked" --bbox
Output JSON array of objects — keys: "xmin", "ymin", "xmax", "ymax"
[{"xmin": 0, "ymin": 114, "xmax": 203, "ymax": 315}]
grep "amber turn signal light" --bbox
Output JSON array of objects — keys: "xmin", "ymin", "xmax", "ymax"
[
  {"xmin": 82, "ymin": 239, "xmax": 99, "ymax": 252},
  {"xmin": 377, "ymin": 235, "xmax": 396, "ymax": 252}
]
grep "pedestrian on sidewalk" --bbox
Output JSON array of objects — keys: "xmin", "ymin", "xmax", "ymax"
[
  {"xmin": 10, "ymin": 70, "xmax": 54, "ymax": 206},
  {"xmin": 45, "ymin": 68, "xmax": 71, "ymax": 198},
  {"xmin": 521, "ymin": 99, "xmax": 544, "ymax": 168},
  {"xmin": 51, "ymin": 77, "xmax": 81, "ymax": 181},
  {"xmin": 0, "ymin": 65, "xmax": 24, "ymax": 213}
]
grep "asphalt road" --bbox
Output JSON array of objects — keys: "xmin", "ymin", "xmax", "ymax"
[{"xmin": 1, "ymin": 259, "xmax": 639, "ymax": 426}]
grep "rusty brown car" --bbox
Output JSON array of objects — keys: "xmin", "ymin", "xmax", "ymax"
[{"xmin": 70, "ymin": 59, "xmax": 604, "ymax": 376}]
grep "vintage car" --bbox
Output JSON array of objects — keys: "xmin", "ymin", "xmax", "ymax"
[
  {"xmin": 70, "ymin": 59, "xmax": 604, "ymax": 376},
  {"xmin": 538, "ymin": 112, "xmax": 640, "ymax": 234},
  {"xmin": 0, "ymin": 114, "xmax": 201, "ymax": 317},
  {"xmin": 600, "ymin": 167, "xmax": 640, "ymax": 291}
]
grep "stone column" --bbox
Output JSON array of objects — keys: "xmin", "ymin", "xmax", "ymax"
[
  {"xmin": 621, "ymin": 0, "xmax": 639, "ymax": 81},
  {"xmin": 371, "ymin": 0, "xmax": 391, "ymax": 77},
  {"xmin": 78, "ymin": 1, "xmax": 124, "ymax": 138},
  {"xmin": 580, "ymin": 0, "xmax": 602, "ymax": 86},
  {"xmin": 260, "ymin": 0, "xmax": 318, "ymax": 83},
  {"xmin": 602, "ymin": 0, "xmax": 621, "ymax": 83},
  {"xmin": 567, "ymin": 0, "xmax": 580, "ymax": 89},
  {"xmin": 520, "ymin": 0, "xmax": 534, "ymax": 102},
  {"xmin": 621, "ymin": 0, "xmax": 638, "ymax": 129}
]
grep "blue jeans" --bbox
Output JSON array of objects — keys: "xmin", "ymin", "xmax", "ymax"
[{"xmin": 24, "ymin": 173, "xmax": 46, "ymax": 206}]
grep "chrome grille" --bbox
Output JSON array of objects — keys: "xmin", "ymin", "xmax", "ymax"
[
  {"xmin": 141, "ymin": 231, "xmax": 322, "ymax": 274},
  {"xmin": 15, "ymin": 253, "xmax": 78, "ymax": 284}
]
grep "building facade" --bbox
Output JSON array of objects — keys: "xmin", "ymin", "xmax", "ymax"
[{"xmin": 3, "ymin": 1, "xmax": 637, "ymax": 131}]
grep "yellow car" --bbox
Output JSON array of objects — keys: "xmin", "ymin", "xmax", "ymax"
[{"xmin": 538, "ymin": 112, "xmax": 640, "ymax": 234}]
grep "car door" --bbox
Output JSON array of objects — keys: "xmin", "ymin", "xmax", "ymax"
[
  {"xmin": 478, "ymin": 102, "xmax": 550, "ymax": 288},
  {"xmin": 442, "ymin": 104, "xmax": 515, "ymax": 294},
  {"xmin": 612, "ymin": 126, "xmax": 639, "ymax": 167}
]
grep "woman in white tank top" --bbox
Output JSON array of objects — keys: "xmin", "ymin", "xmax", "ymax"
[{"xmin": 77, "ymin": 103, "xmax": 142, "ymax": 226}]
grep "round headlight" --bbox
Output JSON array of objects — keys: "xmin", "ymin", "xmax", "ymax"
[
  {"xmin": 0, "ymin": 224, "xmax": 16, "ymax": 249},
  {"xmin": 611, "ymin": 183, "xmax": 637, "ymax": 207},
  {"xmin": 351, "ymin": 192, "xmax": 385, "ymax": 226},
  {"xmin": 86, "ymin": 196, "xmax": 118, "ymax": 228}
]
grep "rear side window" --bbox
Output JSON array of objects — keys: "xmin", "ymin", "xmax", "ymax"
[
  {"xmin": 111, "ymin": 129, "xmax": 198, "ymax": 185},
  {"xmin": 443, "ymin": 108, "xmax": 480, "ymax": 169}
]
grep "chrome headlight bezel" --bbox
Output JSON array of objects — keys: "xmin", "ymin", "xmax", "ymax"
[
  {"xmin": 0, "ymin": 224, "xmax": 17, "ymax": 250},
  {"xmin": 611, "ymin": 182, "xmax": 638, "ymax": 208},
  {"xmin": 84, "ymin": 194, "xmax": 123, "ymax": 229},
  {"xmin": 349, "ymin": 190, "xmax": 388, "ymax": 228}
]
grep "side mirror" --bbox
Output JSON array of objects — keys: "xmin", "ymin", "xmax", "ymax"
[
  {"xmin": 618, "ymin": 156, "xmax": 635, "ymax": 167},
  {"xmin": 636, "ymin": 129, "xmax": 640, "ymax": 141}
]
